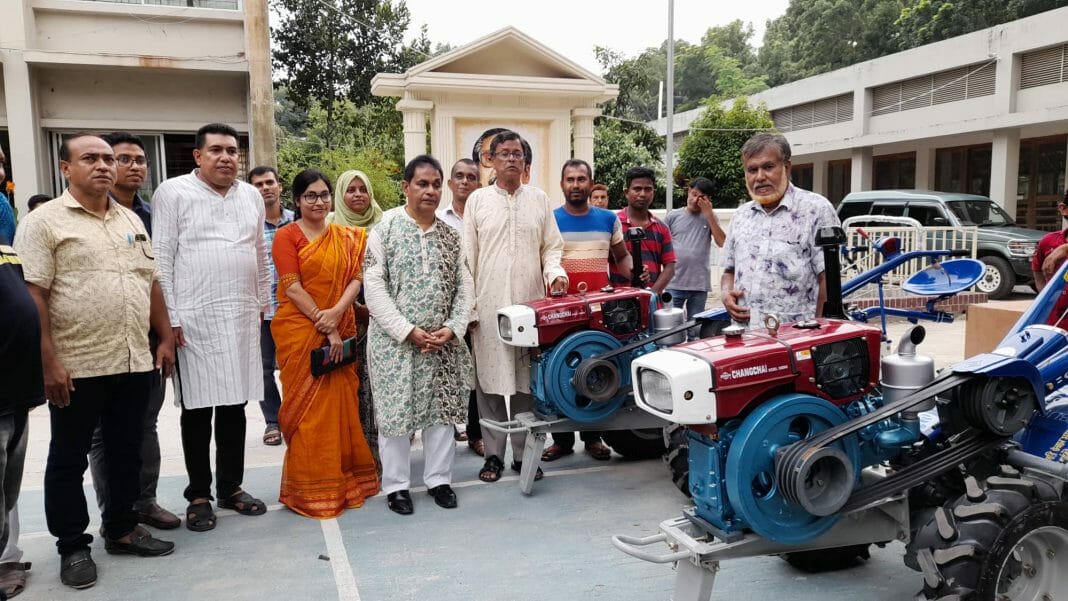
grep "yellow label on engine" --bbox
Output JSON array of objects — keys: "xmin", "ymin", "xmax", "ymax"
[{"xmin": 795, "ymin": 350, "xmax": 812, "ymax": 361}]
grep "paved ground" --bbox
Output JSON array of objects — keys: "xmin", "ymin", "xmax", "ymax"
[{"xmin": 14, "ymin": 309, "xmax": 1005, "ymax": 600}]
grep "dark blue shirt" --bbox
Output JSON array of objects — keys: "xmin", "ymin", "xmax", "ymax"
[{"xmin": 110, "ymin": 192, "xmax": 152, "ymax": 234}]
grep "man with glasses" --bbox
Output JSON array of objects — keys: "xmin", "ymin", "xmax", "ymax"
[
  {"xmin": 665, "ymin": 177, "xmax": 726, "ymax": 339},
  {"xmin": 152, "ymin": 123, "xmax": 272, "ymax": 533},
  {"xmin": 721, "ymin": 133, "xmax": 838, "ymax": 327},
  {"xmin": 465, "ymin": 130, "xmax": 567, "ymax": 483},
  {"xmin": 247, "ymin": 166, "xmax": 292, "ymax": 447},
  {"xmin": 86, "ymin": 132, "xmax": 182, "ymax": 534},
  {"xmin": 15, "ymin": 133, "xmax": 177, "ymax": 589}
]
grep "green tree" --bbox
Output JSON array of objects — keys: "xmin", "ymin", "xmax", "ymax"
[
  {"xmin": 272, "ymin": 0, "xmax": 413, "ymax": 146},
  {"xmin": 758, "ymin": 0, "xmax": 905, "ymax": 86},
  {"xmin": 675, "ymin": 98, "xmax": 775, "ymax": 208},
  {"xmin": 895, "ymin": 0, "xmax": 1068, "ymax": 48},
  {"xmin": 593, "ymin": 119, "xmax": 664, "ymax": 210}
]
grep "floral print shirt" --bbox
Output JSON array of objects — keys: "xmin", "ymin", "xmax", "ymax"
[{"xmin": 721, "ymin": 185, "xmax": 840, "ymax": 325}]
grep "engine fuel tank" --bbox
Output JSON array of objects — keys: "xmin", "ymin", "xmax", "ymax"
[{"xmin": 674, "ymin": 319, "xmax": 882, "ymax": 420}]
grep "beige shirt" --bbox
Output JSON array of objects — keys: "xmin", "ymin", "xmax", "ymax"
[
  {"xmin": 464, "ymin": 184, "xmax": 566, "ymax": 395},
  {"xmin": 14, "ymin": 190, "xmax": 158, "ymax": 379}
]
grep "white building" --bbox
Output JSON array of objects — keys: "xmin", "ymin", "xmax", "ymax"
[
  {"xmin": 651, "ymin": 7, "xmax": 1068, "ymax": 231},
  {"xmin": 0, "ymin": 0, "xmax": 273, "ymax": 214}
]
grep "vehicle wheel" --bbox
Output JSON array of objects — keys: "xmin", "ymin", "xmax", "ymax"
[
  {"xmin": 781, "ymin": 544, "xmax": 871, "ymax": 573},
  {"xmin": 601, "ymin": 428, "xmax": 667, "ymax": 460},
  {"xmin": 914, "ymin": 467, "xmax": 1064, "ymax": 600},
  {"xmin": 664, "ymin": 424, "xmax": 691, "ymax": 497},
  {"xmin": 976, "ymin": 256, "xmax": 1015, "ymax": 300}
]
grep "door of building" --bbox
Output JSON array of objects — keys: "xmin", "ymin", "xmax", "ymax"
[{"xmin": 1016, "ymin": 135, "xmax": 1067, "ymax": 231}]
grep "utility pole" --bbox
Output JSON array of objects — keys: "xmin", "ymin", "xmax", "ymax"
[
  {"xmin": 245, "ymin": 0, "xmax": 277, "ymax": 168},
  {"xmin": 665, "ymin": 0, "xmax": 675, "ymax": 211}
]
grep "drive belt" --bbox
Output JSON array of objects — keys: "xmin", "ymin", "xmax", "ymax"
[{"xmin": 842, "ymin": 429, "xmax": 1004, "ymax": 512}]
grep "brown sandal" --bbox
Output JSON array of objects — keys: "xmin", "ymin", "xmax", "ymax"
[{"xmin": 468, "ymin": 438, "xmax": 485, "ymax": 457}]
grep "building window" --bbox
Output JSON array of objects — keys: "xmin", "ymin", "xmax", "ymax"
[
  {"xmin": 50, "ymin": 132, "xmax": 165, "ymax": 199},
  {"xmin": 771, "ymin": 93, "xmax": 854, "ymax": 133},
  {"xmin": 935, "ymin": 144, "xmax": 992, "ymax": 196},
  {"xmin": 163, "ymin": 134, "xmax": 250, "ymax": 184},
  {"xmin": 82, "ymin": 0, "xmax": 240, "ymax": 9},
  {"xmin": 1017, "ymin": 135, "xmax": 1068, "ymax": 231},
  {"xmin": 873, "ymin": 152, "xmax": 917, "ymax": 190},
  {"xmin": 872, "ymin": 61, "xmax": 996, "ymax": 116},
  {"xmin": 827, "ymin": 159, "xmax": 851, "ymax": 206},
  {"xmin": 1020, "ymin": 44, "xmax": 1068, "ymax": 90},
  {"xmin": 791, "ymin": 164, "xmax": 814, "ymax": 191}
]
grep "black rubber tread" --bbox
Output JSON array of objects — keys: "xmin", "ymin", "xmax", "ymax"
[
  {"xmin": 663, "ymin": 424, "xmax": 691, "ymax": 497},
  {"xmin": 963, "ymin": 476, "xmax": 984, "ymax": 502},
  {"xmin": 780, "ymin": 544, "xmax": 872, "ymax": 573},
  {"xmin": 601, "ymin": 428, "xmax": 667, "ymax": 460},
  {"xmin": 914, "ymin": 469, "xmax": 1063, "ymax": 600}
]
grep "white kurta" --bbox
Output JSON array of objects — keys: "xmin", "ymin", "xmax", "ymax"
[
  {"xmin": 152, "ymin": 171, "xmax": 270, "ymax": 408},
  {"xmin": 464, "ymin": 184, "xmax": 566, "ymax": 396}
]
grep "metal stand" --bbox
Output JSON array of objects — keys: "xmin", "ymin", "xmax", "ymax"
[
  {"xmin": 612, "ymin": 494, "xmax": 909, "ymax": 600},
  {"xmin": 480, "ymin": 405, "xmax": 670, "ymax": 494}
]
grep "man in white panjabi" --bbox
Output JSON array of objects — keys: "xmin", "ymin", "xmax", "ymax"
[
  {"xmin": 464, "ymin": 130, "xmax": 567, "ymax": 484},
  {"xmin": 152, "ymin": 123, "xmax": 271, "ymax": 531}
]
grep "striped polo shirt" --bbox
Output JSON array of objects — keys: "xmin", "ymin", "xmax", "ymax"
[
  {"xmin": 553, "ymin": 205, "xmax": 623, "ymax": 293},
  {"xmin": 610, "ymin": 208, "xmax": 676, "ymax": 286}
]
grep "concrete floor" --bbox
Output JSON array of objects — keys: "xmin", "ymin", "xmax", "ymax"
[{"xmin": 14, "ymin": 314, "xmax": 983, "ymax": 600}]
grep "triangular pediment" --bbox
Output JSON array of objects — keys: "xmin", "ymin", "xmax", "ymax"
[{"xmin": 407, "ymin": 27, "xmax": 604, "ymax": 83}]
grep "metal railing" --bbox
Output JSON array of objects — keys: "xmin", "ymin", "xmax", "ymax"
[
  {"xmin": 82, "ymin": 0, "xmax": 240, "ymax": 9},
  {"xmin": 841, "ymin": 215, "xmax": 979, "ymax": 298}
]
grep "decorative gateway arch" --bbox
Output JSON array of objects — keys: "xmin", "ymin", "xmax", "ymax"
[{"xmin": 371, "ymin": 27, "xmax": 619, "ymax": 207}]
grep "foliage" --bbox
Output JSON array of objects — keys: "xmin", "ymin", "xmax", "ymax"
[
  {"xmin": 675, "ymin": 98, "xmax": 775, "ymax": 208},
  {"xmin": 758, "ymin": 0, "xmax": 905, "ymax": 87},
  {"xmin": 895, "ymin": 0, "xmax": 1068, "ymax": 48},
  {"xmin": 593, "ymin": 119, "xmax": 665, "ymax": 210},
  {"xmin": 272, "ymin": 0, "xmax": 412, "ymax": 111},
  {"xmin": 275, "ymin": 99, "xmax": 403, "ymax": 211}
]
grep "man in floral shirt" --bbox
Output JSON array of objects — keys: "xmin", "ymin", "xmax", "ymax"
[{"xmin": 721, "ymin": 133, "xmax": 840, "ymax": 326}]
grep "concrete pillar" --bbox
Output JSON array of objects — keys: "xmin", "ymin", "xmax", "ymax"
[
  {"xmin": 990, "ymin": 129, "xmax": 1021, "ymax": 217},
  {"xmin": 396, "ymin": 96, "xmax": 433, "ymax": 164},
  {"xmin": 850, "ymin": 147, "xmax": 873, "ymax": 192},
  {"xmin": 571, "ymin": 107, "xmax": 601, "ymax": 168},
  {"xmin": 812, "ymin": 159, "xmax": 828, "ymax": 197},
  {"xmin": 852, "ymin": 88, "xmax": 872, "ymax": 138},
  {"xmin": 993, "ymin": 51, "xmax": 1020, "ymax": 115},
  {"xmin": 244, "ymin": 0, "xmax": 277, "ymax": 169},
  {"xmin": 1, "ymin": 53, "xmax": 44, "ymax": 215},
  {"xmin": 914, "ymin": 146, "xmax": 935, "ymax": 190},
  {"xmin": 432, "ymin": 112, "xmax": 457, "ymax": 210}
]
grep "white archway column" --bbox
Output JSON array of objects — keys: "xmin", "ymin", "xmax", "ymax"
[
  {"xmin": 571, "ymin": 107, "xmax": 601, "ymax": 167},
  {"xmin": 396, "ymin": 96, "xmax": 434, "ymax": 163}
]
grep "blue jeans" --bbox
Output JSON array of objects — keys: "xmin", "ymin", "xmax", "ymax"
[
  {"xmin": 259, "ymin": 320, "xmax": 282, "ymax": 428},
  {"xmin": 667, "ymin": 288, "xmax": 709, "ymax": 340}
]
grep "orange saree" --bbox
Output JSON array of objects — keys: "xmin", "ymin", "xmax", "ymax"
[{"xmin": 271, "ymin": 223, "xmax": 380, "ymax": 518}]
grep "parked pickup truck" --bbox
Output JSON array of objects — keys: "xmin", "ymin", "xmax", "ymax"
[{"xmin": 837, "ymin": 190, "xmax": 1046, "ymax": 299}]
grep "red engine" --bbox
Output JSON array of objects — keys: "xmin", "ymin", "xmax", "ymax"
[
  {"xmin": 635, "ymin": 319, "xmax": 883, "ymax": 424},
  {"xmin": 496, "ymin": 286, "xmax": 657, "ymax": 348}
]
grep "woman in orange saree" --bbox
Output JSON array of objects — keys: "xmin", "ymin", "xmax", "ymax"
[{"xmin": 271, "ymin": 169, "xmax": 380, "ymax": 518}]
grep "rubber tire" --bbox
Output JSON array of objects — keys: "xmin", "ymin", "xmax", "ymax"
[
  {"xmin": 601, "ymin": 428, "xmax": 667, "ymax": 460},
  {"xmin": 914, "ymin": 468, "xmax": 1063, "ymax": 600},
  {"xmin": 781, "ymin": 544, "xmax": 872, "ymax": 573},
  {"xmin": 976, "ymin": 256, "xmax": 1015, "ymax": 300},
  {"xmin": 664, "ymin": 424, "xmax": 691, "ymax": 497}
]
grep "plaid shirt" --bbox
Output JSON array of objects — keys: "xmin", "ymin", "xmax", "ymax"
[{"xmin": 264, "ymin": 208, "xmax": 294, "ymax": 320}]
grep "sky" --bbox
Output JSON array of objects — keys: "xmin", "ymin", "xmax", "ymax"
[{"xmin": 401, "ymin": 0, "xmax": 791, "ymax": 74}]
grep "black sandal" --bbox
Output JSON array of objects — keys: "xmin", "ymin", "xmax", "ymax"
[
  {"xmin": 218, "ymin": 491, "xmax": 267, "ymax": 516},
  {"xmin": 186, "ymin": 502, "xmax": 216, "ymax": 532},
  {"xmin": 479, "ymin": 455, "xmax": 504, "ymax": 483},
  {"xmin": 511, "ymin": 460, "xmax": 544, "ymax": 481}
]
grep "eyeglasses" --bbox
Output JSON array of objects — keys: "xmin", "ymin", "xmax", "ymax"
[
  {"xmin": 494, "ymin": 152, "xmax": 525, "ymax": 162},
  {"xmin": 116, "ymin": 156, "xmax": 149, "ymax": 167},
  {"xmin": 301, "ymin": 192, "xmax": 332, "ymax": 204}
]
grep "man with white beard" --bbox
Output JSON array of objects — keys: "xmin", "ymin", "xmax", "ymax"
[{"xmin": 720, "ymin": 133, "xmax": 839, "ymax": 326}]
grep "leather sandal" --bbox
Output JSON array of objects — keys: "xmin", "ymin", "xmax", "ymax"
[
  {"xmin": 468, "ymin": 438, "xmax": 485, "ymax": 457},
  {"xmin": 585, "ymin": 441, "xmax": 612, "ymax": 461},
  {"xmin": 541, "ymin": 443, "xmax": 575, "ymax": 462},
  {"xmin": 185, "ymin": 502, "xmax": 216, "ymax": 532},
  {"xmin": 511, "ymin": 460, "xmax": 544, "ymax": 481},
  {"xmin": 218, "ymin": 491, "xmax": 266, "ymax": 516},
  {"xmin": 479, "ymin": 455, "xmax": 504, "ymax": 482}
]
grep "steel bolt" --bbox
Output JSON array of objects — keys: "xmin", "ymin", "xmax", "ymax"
[
  {"xmin": 1047, "ymin": 548, "xmax": 1056, "ymax": 559},
  {"xmin": 1042, "ymin": 594, "xmax": 1052, "ymax": 601},
  {"xmin": 1024, "ymin": 563, "xmax": 1036, "ymax": 577}
]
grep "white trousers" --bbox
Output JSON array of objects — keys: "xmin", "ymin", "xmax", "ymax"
[
  {"xmin": 0, "ymin": 506, "xmax": 20, "ymax": 563},
  {"xmin": 378, "ymin": 423, "xmax": 455, "ymax": 495}
]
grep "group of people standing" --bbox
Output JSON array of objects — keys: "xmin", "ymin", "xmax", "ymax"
[{"xmin": 0, "ymin": 123, "xmax": 837, "ymax": 595}]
